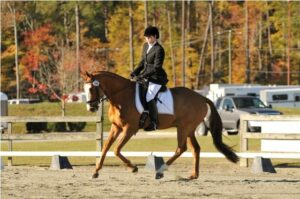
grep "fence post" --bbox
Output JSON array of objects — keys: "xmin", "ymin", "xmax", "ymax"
[
  {"xmin": 240, "ymin": 116, "xmax": 249, "ymax": 167},
  {"xmin": 7, "ymin": 122, "xmax": 13, "ymax": 166}
]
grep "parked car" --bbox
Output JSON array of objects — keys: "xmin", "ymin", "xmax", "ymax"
[{"xmin": 216, "ymin": 96, "xmax": 282, "ymax": 134}]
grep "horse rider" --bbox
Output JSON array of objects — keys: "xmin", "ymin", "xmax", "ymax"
[{"xmin": 130, "ymin": 26, "xmax": 169, "ymax": 131}]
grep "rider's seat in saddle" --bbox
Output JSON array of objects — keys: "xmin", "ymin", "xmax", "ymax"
[
  {"xmin": 138, "ymin": 83, "xmax": 167, "ymax": 110},
  {"xmin": 135, "ymin": 82, "xmax": 174, "ymax": 128}
]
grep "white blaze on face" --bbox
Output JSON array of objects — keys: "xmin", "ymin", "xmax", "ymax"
[{"xmin": 84, "ymin": 83, "xmax": 92, "ymax": 111}]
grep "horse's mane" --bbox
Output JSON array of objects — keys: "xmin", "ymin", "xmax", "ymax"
[{"xmin": 93, "ymin": 71, "xmax": 130, "ymax": 82}]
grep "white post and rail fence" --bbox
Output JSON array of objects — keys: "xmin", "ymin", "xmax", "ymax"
[
  {"xmin": 1, "ymin": 116, "xmax": 103, "ymax": 166},
  {"xmin": 1, "ymin": 115, "xmax": 300, "ymax": 167},
  {"xmin": 239, "ymin": 114, "xmax": 300, "ymax": 167}
]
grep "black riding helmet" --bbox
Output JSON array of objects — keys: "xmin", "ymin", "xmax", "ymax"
[{"xmin": 144, "ymin": 26, "xmax": 159, "ymax": 39}]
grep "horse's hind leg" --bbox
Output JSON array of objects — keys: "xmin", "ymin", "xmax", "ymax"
[
  {"xmin": 165, "ymin": 128, "xmax": 188, "ymax": 167},
  {"xmin": 93, "ymin": 124, "xmax": 121, "ymax": 178},
  {"xmin": 155, "ymin": 130, "xmax": 187, "ymax": 179},
  {"xmin": 187, "ymin": 134, "xmax": 201, "ymax": 179},
  {"xmin": 113, "ymin": 128, "xmax": 138, "ymax": 173}
]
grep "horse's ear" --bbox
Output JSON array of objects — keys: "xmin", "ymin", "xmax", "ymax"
[
  {"xmin": 80, "ymin": 70, "xmax": 92, "ymax": 81},
  {"xmin": 85, "ymin": 72, "xmax": 92, "ymax": 78}
]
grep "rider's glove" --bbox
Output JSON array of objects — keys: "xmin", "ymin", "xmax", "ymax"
[{"xmin": 130, "ymin": 72, "xmax": 136, "ymax": 79}]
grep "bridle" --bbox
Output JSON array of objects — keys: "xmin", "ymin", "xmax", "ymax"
[
  {"xmin": 86, "ymin": 79, "xmax": 107, "ymax": 108},
  {"xmin": 86, "ymin": 78, "xmax": 135, "ymax": 108}
]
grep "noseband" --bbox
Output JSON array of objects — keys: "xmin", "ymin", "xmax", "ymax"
[{"xmin": 87, "ymin": 79, "xmax": 107, "ymax": 107}]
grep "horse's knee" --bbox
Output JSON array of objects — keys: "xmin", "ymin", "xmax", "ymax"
[
  {"xmin": 114, "ymin": 148, "xmax": 120, "ymax": 157},
  {"xmin": 176, "ymin": 145, "xmax": 187, "ymax": 155}
]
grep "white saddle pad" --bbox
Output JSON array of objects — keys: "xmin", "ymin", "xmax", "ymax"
[{"xmin": 135, "ymin": 83, "xmax": 174, "ymax": 115}]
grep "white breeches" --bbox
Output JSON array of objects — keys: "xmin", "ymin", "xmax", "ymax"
[{"xmin": 146, "ymin": 82, "xmax": 162, "ymax": 102}]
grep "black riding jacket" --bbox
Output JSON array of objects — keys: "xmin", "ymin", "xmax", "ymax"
[{"xmin": 132, "ymin": 42, "xmax": 168, "ymax": 85}]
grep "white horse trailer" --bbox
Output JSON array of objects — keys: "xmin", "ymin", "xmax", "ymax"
[
  {"xmin": 260, "ymin": 88, "xmax": 300, "ymax": 108},
  {"xmin": 207, "ymin": 84, "xmax": 300, "ymax": 103}
]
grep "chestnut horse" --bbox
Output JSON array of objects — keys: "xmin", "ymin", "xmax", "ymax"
[{"xmin": 82, "ymin": 71, "xmax": 239, "ymax": 179}]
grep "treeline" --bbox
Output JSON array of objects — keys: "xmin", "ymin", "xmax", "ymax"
[{"xmin": 1, "ymin": 1, "xmax": 300, "ymax": 100}]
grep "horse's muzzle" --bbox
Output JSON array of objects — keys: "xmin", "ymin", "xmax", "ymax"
[
  {"xmin": 87, "ymin": 101, "xmax": 99, "ymax": 112},
  {"xmin": 89, "ymin": 106, "xmax": 98, "ymax": 112}
]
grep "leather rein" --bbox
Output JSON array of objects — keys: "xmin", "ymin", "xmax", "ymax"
[{"xmin": 87, "ymin": 78, "xmax": 141, "ymax": 106}]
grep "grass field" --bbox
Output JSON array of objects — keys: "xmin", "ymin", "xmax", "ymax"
[
  {"xmin": 7, "ymin": 102, "xmax": 111, "ymax": 133},
  {"xmin": 6, "ymin": 102, "xmax": 300, "ymax": 134},
  {"xmin": 274, "ymin": 106, "xmax": 300, "ymax": 114}
]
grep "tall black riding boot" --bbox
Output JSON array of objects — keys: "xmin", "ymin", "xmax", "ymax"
[{"xmin": 144, "ymin": 100, "xmax": 158, "ymax": 131}]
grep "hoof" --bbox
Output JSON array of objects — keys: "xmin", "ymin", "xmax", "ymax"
[
  {"xmin": 132, "ymin": 166, "xmax": 138, "ymax": 173},
  {"xmin": 188, "ymin": 175, "xmax": 198, "ymax": 180},
  {"xmin": 155, "ymin": 172, "xmax": 164, "ymax": 180},
  {"xmin": 92, "ymin": 173, "xmax": 99, "ymax": 179}
]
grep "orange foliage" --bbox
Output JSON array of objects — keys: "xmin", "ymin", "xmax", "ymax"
[{"xmin": 21, "ymin": 24, "xmax": 55, "ymax": 93}]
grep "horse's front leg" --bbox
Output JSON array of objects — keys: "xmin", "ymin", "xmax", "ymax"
[
  {"xmin": 113, "ymin": 128, "xmax": 138, "ymax": 173},
  {"xmin": 93, "ymin": 124, "xmax": 121, "ymax": 178}
]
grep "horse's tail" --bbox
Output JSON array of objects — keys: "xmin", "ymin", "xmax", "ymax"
[{"xmin": 205, "ymin": 98, "xmax": 239, "ymax": 163}]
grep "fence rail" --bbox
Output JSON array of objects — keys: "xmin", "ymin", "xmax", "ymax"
[
  {"xmin": 2, "ymin": 151, "xmax": 300, "ymax": 159},
  {"xmin": 1, "ymin": 116, "xmax": 101, "ymax": 123},
  {"xmin": 1, "ymin": 132, "xmax": 97, "ymax": 141},
  {"xmin": 1, "ymin": 116, "xmax": 103, "ymax": 166},
  {"xmin": 239, "ymin": 115, "xmax": 300, "ymax": 167}
]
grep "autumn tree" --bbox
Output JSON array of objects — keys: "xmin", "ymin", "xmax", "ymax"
[{"xmin": 2, "ymin": 1, "xmax": 300, "ymax": 102}]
